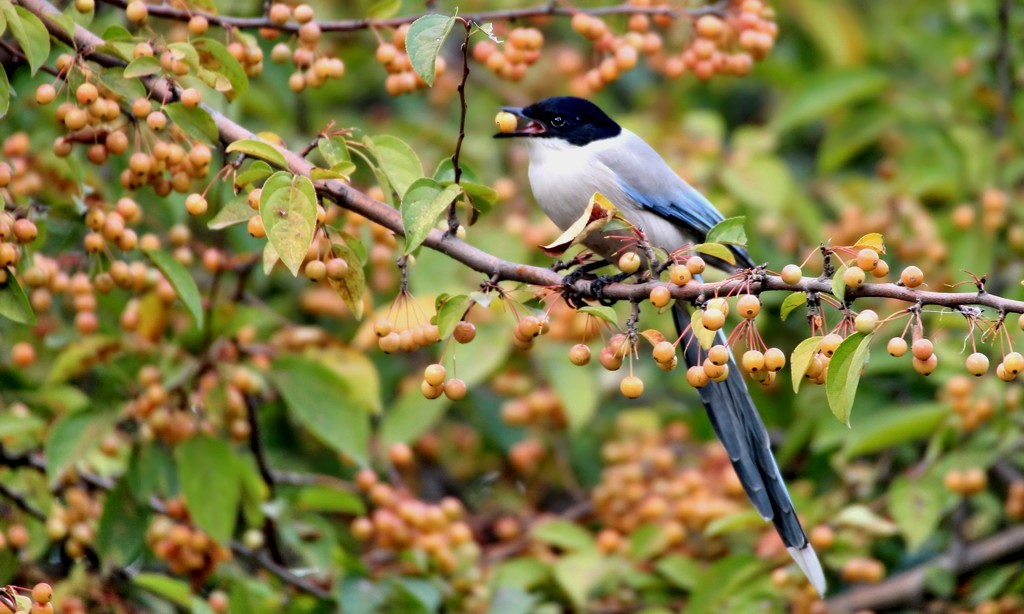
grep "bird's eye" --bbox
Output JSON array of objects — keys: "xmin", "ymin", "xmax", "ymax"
[{"xmin": 550, "ymin": 116, "xmax": 565, "ymax": 128}]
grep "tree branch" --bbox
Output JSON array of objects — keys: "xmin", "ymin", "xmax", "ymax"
[
  {"xmin": 94, "ymin": 0, "xmax": 723, "ymax": 34},
  {"xmin": 17, "ymin": 0, "xmax": 1024, "ymax": 317},
  {"xmin": 825, "ymin": 525, "xmax": 1024, "ymax": 612}
]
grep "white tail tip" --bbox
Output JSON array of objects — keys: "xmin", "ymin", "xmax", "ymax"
[{"xmin": 787, "ymin": 545, "xmax": 827, "ymax": 597}]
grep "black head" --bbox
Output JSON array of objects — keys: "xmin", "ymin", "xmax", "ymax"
[{"xmin": 495, "ymin": 97, "xmax": 621, "ymax": 146}]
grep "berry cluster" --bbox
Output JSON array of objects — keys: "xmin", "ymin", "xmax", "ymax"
[
  {"xmin": 350, "ymin": 471, "xmax": 482, "ymax": 606},
  {"xmin": 500, "ymin": 388, "xmax": 568, "ymax": 429},
  {"xmin": 376, "ymin": 25, "xmax": 447, "ymax": 96},
  {"xmin": 147, "ymin": 505, "xmax": 232, "ymax": 579},
  {"xmin": 265, "ymin": 4, "xmax": 347, "ymax": 91},
  {"xmin": 472, "ymin": 27, "xmax": 544, "ymax": 82},
  {"xmin": 374, "ymin": 316, "xmax": 442, "ymax": 355},
  {"xmin": 45, "ymin": 487, "xmax": 101, "ymax": 559},
  {"xmin": 591, "ymin": 422, "xmax": 778, "ymax": 562}
]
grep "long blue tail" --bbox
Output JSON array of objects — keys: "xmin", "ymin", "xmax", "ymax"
[{"xmin": 673, "ymin": 303, "xmax": 826, "ymax": 595}]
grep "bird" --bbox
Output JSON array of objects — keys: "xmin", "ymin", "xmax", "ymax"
[{"xmin": 496, "ymin": 96, "xmax": 826, "ymax": 596}]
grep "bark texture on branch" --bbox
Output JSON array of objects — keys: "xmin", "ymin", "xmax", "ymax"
[{"xmin": 824, "ymin": 525, "xmax": 1024, "ymax": 612}]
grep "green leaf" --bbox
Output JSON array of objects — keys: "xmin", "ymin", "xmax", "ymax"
[
  {"xmin": 44, "ymin": 408, "xmax": 117, "ymax": 486},
  {"xmin": 380, "ymin": 386, "xmax": 451, "ymax": 446},
  {"xmin": 326, "ymin": 236, "xmax": 366, "ymax": 319},
  {"xmin": 317, "ymin": 135, "xmax": 349, "ymax": 167},
  {"xmin": 391, "ymin": 578, "xmax": 441, "ymax": 614},
  {"xmin": 655, "ymin": 554, "xmax": 700, "ymax": 591},
  {"xmin": 790, "ymin": 335, "xmax": 823, "ymax": 393},
  {"xmin": 260, "ymin": 173, "xmax": 317, "ymax": 276},
  {"xmin": 553, "ymin": 553, "xmax": 606, "ymax": 609},
  {"xmin": 45, "ymin": 336, "xmax": 119, "ymax": 384},
  {"xmin": 492, "ymin": 559, "xmax": 551, "ymax": 591},
  {"xmin": 226, "ymin": 139, "xmax": 288, "ymax": 168},
  {"xmin": 123, "ymin": 55, "xmax": 162, "ymax": 78},
  {"xmin": 831, "ymin": 266, "xmax": 846, "ymax": 303},
  {"xmin": 532, "ymin": 519, "xmax": 596, "ymax": 552},
  {"xmin": 365, "ymin": 135, "xmax": 423, "ymax": 198},
  {"xmin": 628, "ymin": 524, "xmax": 669, "ymax": 561},
  {"xmin": 144, "ymin": 248, "xmax": 204, "ymax": 328},
  {"xmin": 2, "ymin": 5, "xmax": 51, "ymax": 76},
  {"xmin": 167, "ymin": 41, "xmax": 200, "ymax": 69},
  {"xmin": 96, "ymin": 477, "xmax": 150, "ymax": 566},
  {"xmin": 177, "ymin": 434, "xmax": 241, "ymax": 543},
  {"xmin": 0, "ymin": 273, "xmax": 36, "ymax": 325},
  {"xmin": 772, "ymin": 69, "xmax": 889, "ymax": 133},
  {"xmin": 126, "ymin": 443, "xmax": 177, "ymax": 503},
  {"xmin": 842, "ymin": 403, "xmax": 947, "ymax": 458},
  {"xmin": 193, "ymin": 37, "xmax": 248, "ymax": 98},
  {"xmin": 819, "ymin": 106, "xmax": 890, "ymax": 173},
  {"xmin": 405, "ymin": 14, "xmax": 457, "ymax": 87},
  {"xmin": 705, "ymin": 216, "xmax": 747, "ymax": 246},
  {"xmin": 578, "ymin": 305, "xmax": 617, "ymax": 325},
  {"xmin": 269, "ymin": 355, "xmax": 371, "ymax": 465},
  {"xmin": 693, "ymin": 243, "xmax": 736, "ymax": 265},
  {"xmin": 779, "ymin": 291, "xmax": 807, "ymax": 321},
  {"xmin": 99, "ymin": 67, "xmax": 147, "ymax": 100},
  {"xmin": 704, "ymin": 509, "xmax": 765, "ymax": 537},
  {"xmin": 207, "ymin": 195, "xmax": 253, "ymax": 230},
  {"xmin": 0, "ymin": 65, "xmax": 9, "ymax": 119},
  {"xmin": 435, "ymin": 294, "xmax": 468, "ymax": 340},
  {"xmin": 402, "ymin": 179, "xmax": 461, "ymax": 253},
  {"xmin": 133, "ymin": 573, "xmax": 193, "ymax": 608},
  {"xmin": 538, "ymin": 343, "xmax": 598, "ymax": 433},
  {"xmin": 888, "ymin": 475, "xmax": 945, "ymax": 552},
  {"xmin": 292, "ymin": 484, "xmax": 365, "ymax": 514},
  {"xmin": 162, "ymin": 102, "xmax": 218, "ymax": 145},
  {"xmin": 368, "ymin": 0, "xmax": 402, "ymax": 19},
  {"xmin": 234, "ymin": 160, "xmax": 273, "ymax": 189},
  {"xmin": 719, "ymin": 156, "xmax": 792, "ymax": 212},
  {"xmin": 835, "ymin": 504, "xmax": 897, "ymax": 535},
  {"xmin": 825, "ymin": 332, "xmax": 872, "ymax": 426}
]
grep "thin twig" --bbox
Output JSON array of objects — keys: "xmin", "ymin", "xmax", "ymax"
[{"xmin": 447, "ymin": 19, "xmax": 472, "ymax": 234}]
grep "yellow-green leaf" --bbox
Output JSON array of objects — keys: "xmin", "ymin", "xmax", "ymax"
[
  {"xmin": 690, "ymin": 308, "xmax": 717, "ymax": 350},
  {"xmin": 177, "ymin": 434, "xmax": 240, "ymax": 543},
  {"xmin": 779, "ymin": 291, "xmax": 807, "ymax": 321},
  {"xmin": 365, "ymin": 135, "xmax": 423, "ymax": 198},
  {"xmin": 693, "ymin": 242, "xmax": 736, "ymax": 265},
  {"xmin": 825, "ymin": 332, "xmax": 872, "ymax": 426},
  {"xmin": 144, "ymin": 248, "xmax": 204, "ymax": 328},
  {"xmin": 123, "ymin": 55, "xmax": 162, "ymax": 78},
  {"xmin": 790, "ymin": 335, "xmax": 823, "ymax": 393},
  {"xmin": 327, "ymin": 239, "xmax": 365, "ymax": 319},
  {"xmin": 405, "ymin": 14, "xmax": 457, "ymax": 87},
  {"xmin": 207, "ymin": 195, "xmax": 252, "ymax": 230},
  {"xmin": 831, "ymin": 266, "xmax": 846, "ymax": 303},
  {"xmin": 578, "ymin": 305, "xmax": 617, "ymax": 325},
  {"xmin": 853, "ymin": 232, "xmax": 885, "ymax": 253},
  {"xmin": 401, "ymin": 178, "xmax": 461, "ymax": 254},
  {"xmin": 270, "ymin": 355, "xmax": 371, "ymax": 465},
  {"xmin": 226, "ymin": 138, "xmax": 288, "ymax": 168},
  {"xmin": 705, "ymin": 216, "xmax": 748, "ymax": 246},
  {"xmin": 0, "ymin": 272, "xmax": 36, "ymax": 325},
  {"xmin": 260, "ymin": 173, "xmax": 317, "ymax": 276},
  {"xmin": 2, "ymin": 4, "xmax": 51, "ymax": 76},
  {"xmin": 193, "ymin": 37, "xmax": 248, "ymax": 98},
  {"xmin": 163, "ymin": 102, "xmax": 218, "ymax": 145}
]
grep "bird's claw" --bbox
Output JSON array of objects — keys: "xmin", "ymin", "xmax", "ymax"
[{"xmin": 591, "ymin": 272, "xmax": 631, "ymax": 306}]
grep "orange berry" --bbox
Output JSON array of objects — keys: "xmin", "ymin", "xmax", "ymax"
[
  {"xmin": 764, "ymin": 347, "xmax": 785, "ymax": 371},
  {"xmin": 911, "ymin": 338, "xmax": 934, "ymax": 360},
  {"xmin": 669, "ymin": 264, "xmax": 692, "ymax": 285},
  {"xmin": 11, "ymin": 342, "xmax": 36, "ymax": 367},
  {"xmin": 36, "ymin": 83, "xmax": 56, "ymax": 105},
  {"xmin": 708, "ymin": 344, "xmax": 729, "ymax": 366},
  {"xmin": 569, "ymin": 343, "xmax": 591, "ymax": 366},
  {"xmin": 649, "ymin": 285, "xmax": 672, "ymax": 308},
  {"xmin": 686, "ymin": 256, "xmax": 705, "ymax": 275},
  {"xmin": 453, "ymin": 321, "xmax": 476, "ymax": 343},
  {"xmin": 686, "ymin": 365, "xmax": 709, "ymax": 387},
  {"xmin": 618, "ymin": 251, "xmax": 641, "ymax": 274},
  {"xmin": 736, "ymin": 294, "xmax": 760, "ymax": 319},
  {"xmin": 843, "ymin": 266, "xmax": 866, "ymax": 288},
  {"xmin": 855, "ymin": 248, "xmax": 879, "ymax": 271},
  {"xmin": 423, "ymin": 363, "xmax": 446, "ymax": 387},
  {"xmin": 900, "ymin": 266, "xmax": 923, "ymax": 288},
  {"xmin": 965, "ymin": 352, "xmax": 989, "ymax": 377},
  {"xmin": 780, "ymin": 264, "xmax": 802, "ymax": 285},
  {"xmin": 444, "ymin": 378, "xmax": 467, "ymax": 400},
  {"xmin": 620, "ymin": 375, "xmax": 644, "ymax": 398},
  {"xmin": 887, "ymin": 337, "xmax": 908, "ymax": 357}
]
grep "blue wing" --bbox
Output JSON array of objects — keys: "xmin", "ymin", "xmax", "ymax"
[{"xmin": 598, "ymin": 133, "xmax": 755, "ymax": 270}]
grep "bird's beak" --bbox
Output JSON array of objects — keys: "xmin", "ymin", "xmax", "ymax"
[{"xmin": 494, "ymin": 106, "xmax": 547, "ymax": 138}]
